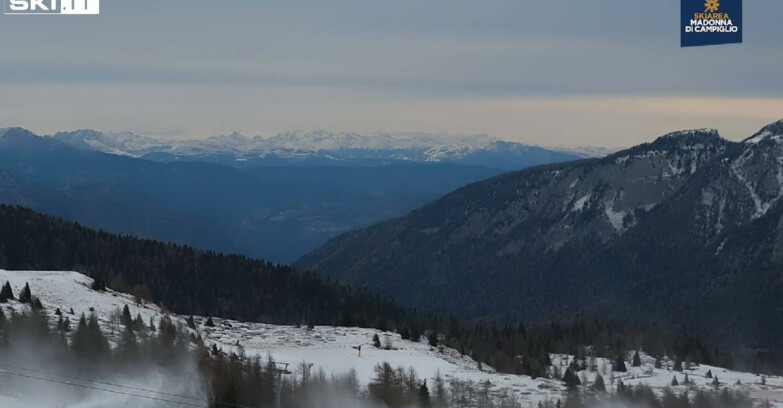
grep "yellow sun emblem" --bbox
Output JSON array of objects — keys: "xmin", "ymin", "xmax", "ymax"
[{"xmin": 704, "ymin": 0, "xmax": 720, "ymax": 12}]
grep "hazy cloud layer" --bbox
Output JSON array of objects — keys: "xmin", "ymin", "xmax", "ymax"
[{"xmin": 1, "ymin": 0, "xmax": 781, "ymax": 146}]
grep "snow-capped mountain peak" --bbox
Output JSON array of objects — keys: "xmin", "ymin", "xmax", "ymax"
[
  {"xmin": 52, "ymin": 129, "xmax": 167, "ymax": 157},
  {"xmin": 47, "ymin": 128, "xmax": 595, "ymax": 169}
]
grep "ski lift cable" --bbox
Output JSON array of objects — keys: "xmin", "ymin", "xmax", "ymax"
[
  {"xmin": 0, "ymin": 368, "xmax": 205, "ymax": 407},
  {"xmin": 0, "ymin": 365, "xmax": 256, "ymax": 408},
  {"xmin": 0, "ymin": 362, "xmax": 204, "ymax": 402}
]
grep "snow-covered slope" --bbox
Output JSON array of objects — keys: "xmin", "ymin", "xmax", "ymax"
[
  {"xmin": 0, "ymin": 270, "xmax": 564, "ymax": 406},
  {"xmin": 1, "ymin": 270, "xmax": 781, "ymax": 407}
]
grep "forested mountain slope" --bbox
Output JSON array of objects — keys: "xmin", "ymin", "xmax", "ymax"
[{"xmin": 298, "ymin": 120, "xmax": 783, "ymax": 347}]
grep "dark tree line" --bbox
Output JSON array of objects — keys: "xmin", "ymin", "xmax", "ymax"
[
  {"xmin": 0, "ymin": 204, "xmax": 409, "ymax": 327},
  {"xmin": 2, "ymin": 204, "xmax": 783, "ymax": 378}
]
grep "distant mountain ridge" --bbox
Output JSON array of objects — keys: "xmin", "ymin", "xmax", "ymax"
[
  {"xmin": 297, "ymin": 119, "xmax": 783, "ymax": 347},
  {"xmin": 51, "ymin": 129, "xmax": 599, "ymax": 170},
  {"xmin": 0, "ymin": 127, "xmax": 516, "ymax": 262}
]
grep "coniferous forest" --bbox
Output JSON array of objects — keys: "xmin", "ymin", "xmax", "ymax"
[
  {"xmin": 0, "ymin": 305, "xmax": 761, "ymax": 408},
  {"xmin": 3, "ymin": 203, "xmax": 783, "ymax": 382}
]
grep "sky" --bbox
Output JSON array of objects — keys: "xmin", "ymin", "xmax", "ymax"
[{"xmin": 0, "ymin": 0, "xmax": 782, "ymax": 148}]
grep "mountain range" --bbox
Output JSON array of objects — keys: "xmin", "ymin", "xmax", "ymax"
[
  {"xmin": 51, "ymin": 129, "xmax": 598, "ymax": 170},
  {"xmin": 0, "ymin": 127, "xmax": 581, "ymax": 262},
  {"xmin": 298, "ymin": 119, "xmax": 783, "ymax": 347}
]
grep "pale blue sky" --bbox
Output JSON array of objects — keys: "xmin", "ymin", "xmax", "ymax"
[{"xmin": 1, "ymin": 0, "xmax": 781, "ymax": 147}]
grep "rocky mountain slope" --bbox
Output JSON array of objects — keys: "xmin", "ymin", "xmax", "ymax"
[{"xmin": 297, "ymin": 120, "xmax": 783, "ymax": 347}]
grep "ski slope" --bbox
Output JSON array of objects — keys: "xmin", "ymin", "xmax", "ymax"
[{"xmin": 1, "ymin": 270, "xmax": 782, "ymax": 407}]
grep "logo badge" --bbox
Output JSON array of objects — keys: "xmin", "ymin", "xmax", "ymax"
[
  {"xmin": 4, "ymin": 0, "xmax": 99, "ymax": 15},
  {"xmin": 681, "ymin": 0, "xmax": 741, "ymax": 47}
]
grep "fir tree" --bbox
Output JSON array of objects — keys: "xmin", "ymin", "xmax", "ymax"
[
  {"xmin": 134, "ymin": 314, "xmax": 145, "ymax": 332},
  {"xmin": 428, "ymin": 332, "xmax": 439, "ymax": 347},
  {"xmin": 706, "ymin": 369, "xmax": 713, "ymax": 378},
  {"xmin": 593, "ymin": 374, "xmax": 606, "ymax": 392},
  {"xmin": 614, "ymin": 354, "xmax": 627, "ymax": 372},
  {"xmin": 205, "ymin": 317, "xmax": 215, "ymax": 327},
  {"xmin": 121, "ymin": 305, "xmax": 133, "ymax": 328},
  {"xmin": 0, "ymin": 282, "xmax": 13, "ymax": 301},
  {"xmin": 418, "ymin": 380, "xmax": 431, "ymax": 407},
  {"xmin": 32, "ymin": 297, "xmax": 43, "ymax": 312},
  {"xmin": 15, "ymin": 283, "xmax": 30, "ymax": 304},
  {"xmin": 563, "ymin": 367, "xmax": 581, "ymax": 390},
  {"xmin": 372, "ymin": 333, "xmax": 381, "ymax": 348},
  {"xmin": 18, "ymin": 283, "xmax": 32, "ymax": 304},
  {"xmin": 632, "ymin": 350, "xmax": 642, "ymax": 367},
  {"xmin": 671, "ymin": 376, "xmax": 679, "ymax": 386}
]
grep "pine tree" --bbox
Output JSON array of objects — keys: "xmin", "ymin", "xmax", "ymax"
[
  {"xmin": 706, "ymin": 369, "xmax": 713, "ymax": 378},
  {"xmin": 372, "ymin": 333, "xmax": 381, "ymax": 348},
  {"xmin": 654, "ymin": 356, "xmax": 662, "ymax": 369},
  {"xmin": 32, "ymin": 297, "xmax": 43, "ymax": 311},
  {"xmin": 614, "ymin": 354, "xmax": 627, "ymax": 372},
  {"xmin": 684, "ymin": 373, "xmax": 690, "ymax": 384},
  {"xmin": 563, "ymin": 367, "xmax": 581, "ymax": 390},
  {"xmin": 671, "ymin": 376, "xmax": 679, "ymax": 386},
  {"xmin": 418, "ymin": 380, "xmax": 431, "ymax": 407},
  {"xmin": 632, "ymin": 350, "xmax": 642, "ymax": 367},
  {"xmin": 205, "ymin": 317, "xmax": 215, "ymax": 327},
  {"xmin": 593, "ymin": 374, "xmax": 606, "ymax": 392},
  {"xmin": 18, "ymin": 283, "xmax": 32, "ymax": 304},
  {"xmin": 134, "ymin": 314, "xmax": 145, "ymax": 332},
  {"xmin": 0, "ymin": 282, "xmax": 13, "ymax": 301},
  {"xmin": 428, "ymin": 332, "xmax": 439, "ymax": 347},
  {"xmin": 187, "ymin": 316, "xmax": 196, "ymax": 330},
  {"xmin": 121, "ymin": 305, "xmax": 133, "ymax": 328},
  {"xmin": 673, "ymin": 358, "xmax": 683, "ymax": 372}
]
